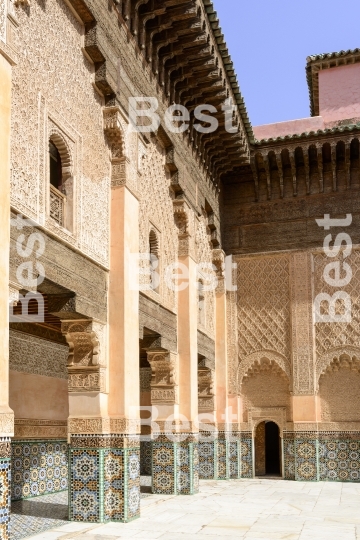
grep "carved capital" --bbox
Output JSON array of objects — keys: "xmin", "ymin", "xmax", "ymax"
[
  {"xmin": 61, "ymin": 320, "xmax": 105, "ymax": 393},
  {"xmin": 173, "ymin": 199, "xmax": 189, "ymax": 235},
  {"xmin": 147, "ymin": 350, "xmax": 178, "ymax": 405},
  {"xmin": 198, "ymin": 365, "xmax": 215, "ymax": 412}
]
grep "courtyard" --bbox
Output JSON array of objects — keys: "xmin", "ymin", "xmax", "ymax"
[{"xmin": 24, "ymin": 479, "xmax": 360, "ymax": 540}]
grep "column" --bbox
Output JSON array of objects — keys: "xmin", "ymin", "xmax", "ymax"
[
  {"xmin": 68, "ymin": 110, "xmax": 141, "ymax": 521},
  {"xmin": 153, "ymin": 199, "xmax": 199, "ymax": 495},
  {"xmin": 0, "ymin": 33, "xmax": 15, "ymax": 540},
  {"xmin": 147, "ymin": 349, "xmax": 180, "ymax": 494}
]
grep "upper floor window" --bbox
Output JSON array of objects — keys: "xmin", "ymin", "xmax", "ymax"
[
  {"xmin": 48, "ymin": 136, "xmax": 73, "ymax": 231},
  {"xmin": 149, "ymin": 229, "xmax": 160, "ymax": 293},
  {"xmin": 49, "ymin": 141, "xmax": 62, "ymax": 191}
]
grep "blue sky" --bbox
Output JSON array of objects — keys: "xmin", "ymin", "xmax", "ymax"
[{"xmin": 213, "ymin": 0, "xmax": 360, "ymax": 127}]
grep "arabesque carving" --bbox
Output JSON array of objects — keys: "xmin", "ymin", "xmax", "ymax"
[{"xmin": 198, "ymin": 366, "xmax": 215, "ymax": 412}]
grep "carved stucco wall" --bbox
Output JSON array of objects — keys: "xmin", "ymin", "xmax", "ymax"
[
  {"xmin": 138, "ymin": 138, "xmax": 178, "ymax": 312},
  {"xmin": 320, "ymin": 368, "xmax": 360, "ymax": 422},
  {"xmin": 313, "ymin": 248, "xmax": 360, "ymax": 377},
  {"xmin": 242, "ymin": 370, "xmax": 291, "ymax": 423},
  {"xmin": 195, "ymin": 215, "xmax": 215, "ymax": 338},
  {"xmin": 235, "ymin": 255, "xmax": 291, "ymax": 394},
  {"xmin": 11, "ymin": 0, "xmax": 110, "ymax": 266}
]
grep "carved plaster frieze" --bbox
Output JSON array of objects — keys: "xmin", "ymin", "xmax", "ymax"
[
  {"xmin": 14, "ymin": 419, "xmax": 67, "ymax": 439},
  {"xmin": 147, "ymin": 350, "xmax": 178, "ymax": 405},
  {"xmin": 68, "ymin": 417, "xmax": 140, "ymax": 435}
]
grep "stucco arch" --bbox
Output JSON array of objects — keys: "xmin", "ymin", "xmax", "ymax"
[
  {"xmin": 49, "ymin": 129, "xmax": 73, "ymax": 180},
  {"xmin": 316, "ymin": 346, "xmax": 360, "ymax": 391},
  {"xmin": 237, "ymin": 350, "xmax": 291, "ymax": 392}
]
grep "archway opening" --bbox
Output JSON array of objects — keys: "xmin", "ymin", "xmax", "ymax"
[{"xmin": 255, "ymin": 421, "xmax": 281, "ymax": 477}]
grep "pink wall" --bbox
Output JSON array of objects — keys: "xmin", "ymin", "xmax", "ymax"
[
  {"xmin": 253, "ymin": 116, "xmax": 325, "ymax": 141},
  {"xmin": 319, "ymin": 63, "xmax": 360, "ymax": 124},
  {"xmin": 9, "ymin": 371, "xmax": 69, "ymax": 420}
]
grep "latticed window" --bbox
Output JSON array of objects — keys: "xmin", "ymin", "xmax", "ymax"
[
  {"xmin": 49, "ymin": 140, "xmax": 67, "ymax": 227},
  {"xmin": 149, "ymin": 229, "xmax": 159, "ymax": 293}
]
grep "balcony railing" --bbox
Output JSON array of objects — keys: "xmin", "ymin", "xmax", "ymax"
[{"xmin": 50, "ymin": 184, "xmax": 66, "ymax": 226}]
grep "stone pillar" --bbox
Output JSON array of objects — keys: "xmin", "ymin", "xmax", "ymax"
[
  {"xmin": 152, "ymin": 199, "xmax": 200, "ymax": 496},
  {"xmin": 68, "ymin": 114, "xmax": 141, "ymax": 522},
  {"xmin": 0, "ymin": 36, "xmax": 15, "ymax": 540}
]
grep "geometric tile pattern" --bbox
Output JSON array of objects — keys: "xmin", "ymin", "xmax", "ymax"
[
  {"xmin": 240, "ymin": 434, "xmax": 253, "ymax": 479},
  {"xmin": 294, "ymin": 437, "xmax": 318, "ymax": 482},
  {"xmin": 11, "ymin": 440, "xmax": 68, "ymax": 501},
  {"xmin": 69, "ymin": 435, "xmax": 140, "ymax": 523},
  {"xmin": 229, "ymin": 439, "xmax": 241, "ymax": 479},
  {"xmin": 283, "ymin": 433, "xmax": 295, "ymax": 480},
  {"xmin": 319, "ymin": 437, "xmax": 360, "ymax": 482},
  {"xmin": 140, "ymin": 440, "xmax": 152, "ymax": 476},
  {"xmin": 152, "ymin": 441, "xmax": 176, "ymax": 495},
  {"xmin": 199, "ymin": 436, "xmax": 232, "ymax": 480},
  {"xmin": 152, "ymin": 436, "xmax": 199, "ymax": 495},
  {"xmin": 0, "ymin": 451, "xmax": 11, "ymax": 540},
  {"xmin": 283, "ymin": 432, "xmax": 360, "ymax": 483}
]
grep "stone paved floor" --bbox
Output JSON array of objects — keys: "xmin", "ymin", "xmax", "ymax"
[{"xmin": 26, "ymin": 479, "xmax": 360, "ymax": 540}]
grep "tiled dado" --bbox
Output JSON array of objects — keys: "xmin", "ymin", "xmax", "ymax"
[
  {"xmin": 11, "ymin": 440, "xmax": 68, "ymax": 500},
  {"xmin": 152, "ymin": 434, "xmax": 199, "ymax": 495},
  {"xmin": 199, "ymin": 432, "xmax": 251, "ymax": 480},
  {"xmin": 284, "ymin": 432, "xmax": 360, "ymax": 482},
  {"xmin": 0, "ymin": 438, "xmax": 11, "ymax": 540},
  {"xmin": 69, "ymin": 434, "xmax": 140, "ymax": 523}
]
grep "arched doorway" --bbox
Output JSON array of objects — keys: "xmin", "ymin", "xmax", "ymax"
[{"xmin": 255, "ymin": 421, "xmax": 281, "ymax": 477}]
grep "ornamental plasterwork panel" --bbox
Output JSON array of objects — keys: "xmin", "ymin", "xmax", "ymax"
[
  {"xmin": 313, "ymin": 248, "xmax": 360, "ymax": 358},
  {"xmin": 9, "ymin": 329, "xmax": 68, "ymax": 379},
  {"xmin": 196, "ymin": 215, "xmax": 215, "ymax": 338},
  {"xmin": 10, "ymin": 0, "xmax": 110, "ymax": 265},
  {"xmin": 236, "ymin": 254, "xmax": 291, "ymax": 375},
  {"xmin": 139, "ymin": 138, "xmax": 178, "ymax": 312}
]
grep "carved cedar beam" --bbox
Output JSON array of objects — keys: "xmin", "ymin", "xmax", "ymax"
[
  {"xmin": 275, "ymin": 152, "xmax": 284, "ymax": 198},
  {"xmin": 331, "ymin": 142, "xmax": 337, "ymax": 191},
  {"xmin": 316, "ymin": 143, "xmax": 324, "ymax": 192},
  {"xmin": 302, "ymin": 146, "xmax": 310, "ymax": 195},
  {"xmin": 289, "ymin": 151, "xmax": 297, "ymax": 197}
]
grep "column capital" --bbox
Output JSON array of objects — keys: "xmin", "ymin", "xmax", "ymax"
[{"xmin": 147, "ymin": 350, "xmax": 178, "ymax": 405}]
